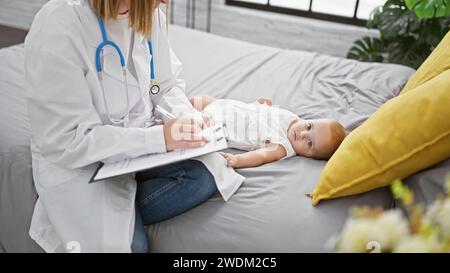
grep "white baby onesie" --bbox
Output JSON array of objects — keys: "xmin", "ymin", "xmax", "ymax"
[{"xmin": 202, "ymin": 99, "xmax": 298, "ymax": 159}]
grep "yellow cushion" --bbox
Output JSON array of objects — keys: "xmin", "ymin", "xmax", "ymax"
[
  {"xmin": 400, "ymin": 30, "xmax": 450, "ymax": 94},
  {"xmin": 312, "ymin": 70, "xmax": 450, "ymax": 205}
]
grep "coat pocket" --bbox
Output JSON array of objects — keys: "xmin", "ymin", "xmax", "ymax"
[{"xmin": 37, "ymin": 158, "xmax": 90, "ymax": 188}]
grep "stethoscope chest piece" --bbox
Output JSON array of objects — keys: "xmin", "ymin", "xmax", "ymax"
[{"xmin": 150, "ymin": 80, "xmax": 160, "ymax": 95}]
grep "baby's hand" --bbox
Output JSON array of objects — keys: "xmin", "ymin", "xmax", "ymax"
[
  {"xmin": 220, "ymin": 152, "xmax": 239, "ymax": 168},
  {"xmin": 257, "ymin": 97, "xmax": 272, "ymax": 106}
]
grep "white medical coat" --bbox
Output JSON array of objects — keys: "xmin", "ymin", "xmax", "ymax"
[{"xmin": 25, "ymin": 0, "xmax": 244, "ymax": 253}]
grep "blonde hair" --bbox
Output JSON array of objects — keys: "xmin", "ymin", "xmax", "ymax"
[
  {"xmin": 91, "ymin": 0, "xmax": 169, "ymax": 37},
  {"xmin": 317, "ymin": 120, "xmax": 347, "ymax": 160}
]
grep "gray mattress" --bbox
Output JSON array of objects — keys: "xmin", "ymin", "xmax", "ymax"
[
  {"xmin": 1, "ymin": 25, "xmax": 436, "ymax": 253},
  {"xmin": 149, "ymin": 26, "xmax": 417, "ymax": 252},
  {"xmin": 0, "ymin": 45, "xmax": 42, "ymax": 253}
]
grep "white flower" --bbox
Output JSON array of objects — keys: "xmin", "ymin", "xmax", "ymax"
[
  {"xmin": 374, "ymin": 210, "xmax": 410, "ymax": 250},
  {"xmin": 336, "ymin": 209, "xmax": 410, "ymax": 252},
  {"xmin": 337, "ymin": 218, "xmax": 389, "ymax": 253},
  {"xmin": 393, "ymin": 235, "xmax": 441, "ymax": 253},
  {"xmin": 425, "ymin": 199, "xmax": 450, "ymax": 240}
]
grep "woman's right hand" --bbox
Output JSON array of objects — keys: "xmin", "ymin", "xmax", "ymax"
[{"xmin": 163, "ymin": 118, "xmax": 208, "ymax": 151}]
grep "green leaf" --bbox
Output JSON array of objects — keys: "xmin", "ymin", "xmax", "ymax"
[
  {"xmin": 436, "ymin": 0, "xmax": 450, "ymax": 16},
  {"xmin": 416, "ymin": 1, "xmax": 437, "ymax": 18},
  {"xmin": 419, "ymin": 19, "xmax": 448, "ymax": 46},
  {"xmin": 405, "ymin": 0, "xmax": 450, "ymax": 19},
  {"xmin": 376, "ymin": 2, "xmax": 420, "ymax": 40},
  {"xmin": 405, "ymin": 0, "xmax": 422, "ymax": 9},
  {"xmin": 387, "ymin": 37, "xmax": 430, "ymax": 68},
  {"xmin": 347, "ymin": 37, "xmax": 385, "ymax": 62},
  {"xmin": 391, "ymin": 179, "xmax": 414, "ymax": 206}
]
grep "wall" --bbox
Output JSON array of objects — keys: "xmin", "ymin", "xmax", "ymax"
[
  {"xmin": 172, "ymin": 0, "xmax": 378, "ymax": 57},
  {"xmin": 0, "ymin": 0, "xmax": 378, "ymax": 57}
]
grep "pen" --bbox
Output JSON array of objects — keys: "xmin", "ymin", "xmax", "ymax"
[
  {"xmin": 154, "ymin": 105, "xmax": 176, "ymax": 122},
  {"xmin": 154, "ymin": 105, "xmax": 210, "ymax": 142}
]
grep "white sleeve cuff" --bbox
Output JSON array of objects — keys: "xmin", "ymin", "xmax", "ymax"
[{"xmin": 144, "ymin": 125, "xmax": 167, "ymax": 154}]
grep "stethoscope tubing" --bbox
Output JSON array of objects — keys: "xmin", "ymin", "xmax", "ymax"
[{"xmin": 95, "ymin": 17, "xmax": 157, "ymax": 126}]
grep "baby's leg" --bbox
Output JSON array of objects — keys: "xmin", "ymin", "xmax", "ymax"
[{"xmin": 189, "ymin": 96, "xmax": 216, "ymax": 112}]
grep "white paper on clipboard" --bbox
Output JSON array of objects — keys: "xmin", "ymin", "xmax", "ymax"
[{"xmin": 91, "ymin": 124, "xmax": 228, "ymax": 182}]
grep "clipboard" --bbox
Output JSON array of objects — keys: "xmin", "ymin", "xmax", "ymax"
[{"xmin": 90, "ymin": 124, "xmax": 229, "ymax": 182}]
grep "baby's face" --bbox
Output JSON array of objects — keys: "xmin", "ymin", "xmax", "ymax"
[{"xmin": 287, "ymin": 119, "xmax": 336, "ymax": 159}]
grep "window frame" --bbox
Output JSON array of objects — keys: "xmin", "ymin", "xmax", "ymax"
[{"xmin": 225, "ymin": 0, "xmax": 369, "ymax": 26}]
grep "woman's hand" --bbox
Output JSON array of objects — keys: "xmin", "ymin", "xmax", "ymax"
[
  {"xmin": 220, "ymin": 152, "xmax": 239, "ymax": 168},
  {"xmin": 163, "ymin": 118, "xmax": 208, "ymax": 151}
]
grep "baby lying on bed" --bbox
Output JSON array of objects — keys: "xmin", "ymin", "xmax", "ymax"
[{"xmin": 189, "ymin": 96, "xmax": 346, "ymax": 169}]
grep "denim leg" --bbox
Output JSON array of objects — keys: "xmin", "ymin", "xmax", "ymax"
[
  {"xmin": 131, "ymin": 207, "xmax": 149, "ymax": 253},
  {"xmin": 135, "ymin": 160, "xmax": 217, "ymax": 225}
]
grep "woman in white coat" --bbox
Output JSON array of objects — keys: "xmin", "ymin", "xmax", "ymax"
[{"xmin": 25, "ymin": 0, "xmax": 244, "ymax": 252}]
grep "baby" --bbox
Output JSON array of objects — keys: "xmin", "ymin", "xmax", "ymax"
[{"xmin": 189, "ymin": 96, "xmax": 346, "ymax": 169}]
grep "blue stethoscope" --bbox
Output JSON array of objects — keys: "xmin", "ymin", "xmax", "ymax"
[{"xmin": 95, "ymin": 18, "xmax": 160, "ymax": 125}]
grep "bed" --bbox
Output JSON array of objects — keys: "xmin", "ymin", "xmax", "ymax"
[{"xmin": 3, "ymin": 25, "xmax": 443, "ymax": 253}]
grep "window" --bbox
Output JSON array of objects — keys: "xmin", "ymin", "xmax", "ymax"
[{"xmin": 226, "ymin": 0, "xmax": 387, "ymax": 26}]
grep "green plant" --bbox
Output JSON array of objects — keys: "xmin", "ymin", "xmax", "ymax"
[
  {"xmin": 347, "ymin": 0, "xmax": 450, "ymax": 69},
  {"xmin": 406, "ymin": 0, "xmax": 450, "ymax": 18}
]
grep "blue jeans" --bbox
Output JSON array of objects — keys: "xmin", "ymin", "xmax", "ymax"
[{"xmin": 131, "ymin": 160, "xmax": 217, "ymax": 253}]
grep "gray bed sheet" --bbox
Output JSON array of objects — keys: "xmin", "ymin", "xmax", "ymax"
[
  {"xmin": 145, "ymin": 26, "xmax": 415, "ymax": 252},
  {"xmin": 0, "ymin": 26, "xmax": 423, "ymax": 253}
]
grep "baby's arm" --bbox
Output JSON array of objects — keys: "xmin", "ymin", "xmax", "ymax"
[{"xmin": 220, "ymin": 144, "xmax": 286, "ymax": 169}]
